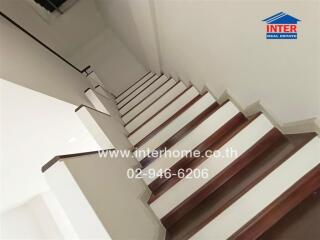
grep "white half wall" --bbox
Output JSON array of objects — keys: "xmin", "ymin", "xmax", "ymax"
[
  {"xmin": 55, "ymin": 152, "xmax": 165, "ymax": 240},
  {"xmin": 76, "ymin": 106, "xmax": 132, "ymax": 150}
]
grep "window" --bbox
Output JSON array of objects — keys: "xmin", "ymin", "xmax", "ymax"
[{"xmin": 34, "ymin": 0, "xmax": 67, "ymax": 13}]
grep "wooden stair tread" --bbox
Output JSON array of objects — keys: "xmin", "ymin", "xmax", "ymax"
[
  {"xmin": 122, "ymin": 79, "xmax": 179, "ymax": 123},
  {"xmin": 133, "ymin": 93, "xmax": 203, "ymax": 148},
  {"xmin": 149, "ymin": 114, "xmax": 275, "ymax": 222},
  {"xmin": 116, "ymin": 71, "xmax": 152, "ymax": 99},
  {"xmin": 116, "ymin": 72, "xmax": 156, "ymax": 104},
  {"xmin": 116, "ymin": 73, "xmax": 319, "ymax": 240},
  {"xmin": 140, "ymin": 101, "xmax": 221, "ymax": 168},
  {"xmin": 118, "ymin": 74, "xmax": 162, "ymax": 109},
  {"xmin": 165, "ymin": 132, "xmax": 316, "ymax": 240},
  {"xmin": 148, "ymin": 112, "xmax": 249, "ymax": 199},
  {"xmin": 230, "ymin": 163, "xmax": 319, "ymax": 239},
  {"xmin": 126, "ymin": 85, "xmax": 193, "ymax": 136},
  {"xmin": 258, "ymin": 188, "xmax": 320, "ymax": 240},
  {"xmin": 160, "ymin": 127, "xmax": 284, "ymax": 229},
  {"xmin": 121, "ymin": 77, "xmax": 173, "ymax": 117}
]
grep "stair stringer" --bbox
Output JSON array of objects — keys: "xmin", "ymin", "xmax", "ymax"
[{"xmin": 201, "ymin": 85, "xmax": 320, "ymax": 136}]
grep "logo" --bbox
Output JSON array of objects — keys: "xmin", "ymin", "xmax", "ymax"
[{"xmin": 262, "ymin": 12, "xmax": 300, "ymax": 39}]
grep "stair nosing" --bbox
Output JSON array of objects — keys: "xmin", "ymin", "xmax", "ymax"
[
  {"xmin": 160, "ymin": 127, "xmax": 285, "ymax": 229},
  {"xmin": 140, "ymin": 101, "xmax": 221, "ymax": 168},
  {"xmin": 118, "ymin": 74, "xmax": 162, "ymax": 109},
  {"xmin": 148, "ymin": 112, "xmax": 248, "ymax": 198},
  {"xmin": 133, "ymin": 93, "xmax": 205, "ymax": 149},
  {"xmin": 122, "ymin": 80, "xmax": 181, "ymax": 123},
  {"xmin": 126, "ymin": 85, "xmax": 193, "ymax": 136},
  {"xmin": 116, "ymin": 71, "xmax": 152, "ymax": 101},
  {"xmin": 172, "ymin": 133, "xmax": 316, "ymax": 239},
  {"xmin": 229, "ymin": 163, "xmax": 320, "ymax": 239},
  {"xmin": 120, "ymin": 76, "xmax": 170, "ymax": 115}
]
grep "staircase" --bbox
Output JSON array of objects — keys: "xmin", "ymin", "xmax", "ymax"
[{"xmin": 84, "ymin": 71, "xmax": 320, "ymax": 239}]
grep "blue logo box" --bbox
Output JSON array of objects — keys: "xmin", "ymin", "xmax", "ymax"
[{"xmin": 266, "ymin": 33, "xmax": 297, "ymax": 39}]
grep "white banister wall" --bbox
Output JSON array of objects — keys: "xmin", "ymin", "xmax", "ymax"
[
  {"xmin": 45, "ymin": 153, "xmax": 165, "ymax": 240},
  {"xmin": 44, "ymin": 161, "xmax": 112, "ymax": 240},
  {"xmin": 85, "ymin": 89, "xmax": 111, "ymax": 115},
  {"xmin": 85, "ymin": 89, "xmax": 125, "ymax": 125},
  {"xmin": 76, "ymin": 106, "xmax": 132, "ymax": 150}
]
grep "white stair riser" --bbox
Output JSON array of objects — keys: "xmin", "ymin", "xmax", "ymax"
[
  {"xmin": 150, "ymin": 115, "xmax": 274, "ymax": 219},
  {"xmin": 134, "ymin": 93, "xmax": 215, "ymax": 162},
  {"xmin": 127, "ymin": 87, "xmax": 199, "ymax": 145},
  {"xmin": 191, "ymin": 136, "xmax": 320, "ymax": 239},
  {"xmin": 122, "ymin": 79, "xmax": 177, "ymax": 123},
  {"xmin": 116, "ymin": 72, "xmax": 154, "ymax": 103},
  {"xmin": 143, "ymin": 102, "xmax": 240, "ymax": 185},
  {"xmin": 119, "ymin": 75, "xmax": 168, "ymax": 113},
  {"xmin": 118, "ymin": 74, "xmax": 159, "ymax": 108},
  {"xmin": 125, "ymin": 82, "xmax": 186, "ymax": 134}
]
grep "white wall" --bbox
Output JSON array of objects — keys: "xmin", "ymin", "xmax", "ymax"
[
  {"xmin": 1, "ymin": 194, "xmax": 63, "ymax": 239},
  {"xmin": 98, "ymin": 0, "xmax": 320, "ymax": 124},
  {"xmin": 96, "ymin": 0, "xmax": 162, "ymax": 75},
  {"xmin": 128, "ymin": 0, "xmax": 162, "ymax": 74},
  {"xmin": 0, "ymin": 16, "xmax": 91, "ymax": 106},
  {"xmin": 70, "ymin": 28, "xmax": 147, "ymax": 95},
  {"xmin": 153, "ymin": 0, "xmax": 320, "ymax": 123},
  {"xmin": 0, "ymin": 80, "xmax": 101, "ymax": 212},
  {"xmin": 96, "ymin": 0, "xmax": 149, "ymax": 70}
]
